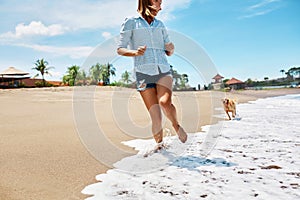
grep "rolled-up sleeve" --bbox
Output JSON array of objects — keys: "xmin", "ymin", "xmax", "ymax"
[
  {"xmin": 118, "ymin": 18, "xmax": 133, "ymax": 49},
  {"xmin": 117, "ymin": 16, "xmax": 171, "ymax": 75},
  {"xmin": 161, "ymin": 22, "xmax": 170, "ymax": 44}
]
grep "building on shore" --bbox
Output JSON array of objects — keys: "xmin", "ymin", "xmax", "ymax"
[
  {"xmin": 0, "ymin": 66, "xmax": 63, "ymax": 88},
  {"xmin": 0, "ymin": 67, "xmax": 30, "ymax": 88},
  {"xmin": 211, "ymin": 74, "xmax": 224, "ymax": 90},
  {"xmin": 226, "ymin": 77, "xmax": 245, "ymax": 90}
]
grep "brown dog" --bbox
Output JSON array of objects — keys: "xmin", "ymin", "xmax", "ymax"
[{"xmin": 222, "ymin": 98, "xmax": 236, "ymax": 120}]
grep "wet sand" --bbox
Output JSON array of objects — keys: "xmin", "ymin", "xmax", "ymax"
[{"xmin": 0, "ymin": 87, "xmax": 298, "ymax": 200}]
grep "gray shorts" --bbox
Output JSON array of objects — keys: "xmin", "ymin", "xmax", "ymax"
[{"xmin": 136, "ymin": 70, "xmax": 172, "ymax": 91}]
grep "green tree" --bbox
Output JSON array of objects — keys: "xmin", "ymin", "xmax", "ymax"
[
  {"xmin": 245, "ymin": 78, "xmax": 253, "ymax": 87},
  {"xmin": 76, "ymin": 69, "xmax": 88, "ymax": 85},
  {"xmin": 280, "ymin": 69, "xmax": 285, "ymax": 78},
  {"xmin": 287, "ymin": 67, "xmax": 300, "ymax": 79},
  {"xmin": 67, "ymin": 65, "xmax": 80, "ymax": 86},
  {"xmin": 121, "ymin": 70, "xmax": 131, "ymax": 84},
  {"xmin": 170, "ymin": 65, "xmax": 191, "ymax": 90},
  {"xmin": 90, "ymin": 63, "xmax": 116, "ymax": 85},
  {"xmin": 171, "ymin": 69, "xmax": 181, "ymax": 89},
  {"xmin": 32, "ymin": 58, "xmax": 54, "ymax": 87},
  {"xmin": 179, "ymin": 74, "xmax": 189, "ymax": 89},
  {"xmin": 90, "ymin": 63, "xmax": 102, "ymax": 84},
  {"xmin": 62, "ymin": 74, "xmax": 71, "ymax": 85},
  {"xmin": 101, "ymin": 63, "xmax": 116, "ymax": 85}
]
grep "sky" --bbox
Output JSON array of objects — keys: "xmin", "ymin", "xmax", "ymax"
[{"xmin": 0, "ymin": 0, "xmax": 299, "ymax": 86}]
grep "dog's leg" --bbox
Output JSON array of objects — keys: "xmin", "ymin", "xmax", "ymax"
[
  {"xmin": 232, "ymin": 109, "xmax": 236, "ymax": 118},
  {"xmin": 226, "ymin": 111, "xmax": 231, "ymax": 120}
]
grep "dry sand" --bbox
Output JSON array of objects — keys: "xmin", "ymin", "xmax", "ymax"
[{"xmin": 0, "ymin": 87, "xmax": 299, "ymax": 200}]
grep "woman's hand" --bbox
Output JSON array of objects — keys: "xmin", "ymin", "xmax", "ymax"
[
  {"xmin": 117, "ymin": 46, "xmax": 146, "ymax": 57},
  {"xmin": 135, "ymin": 45, "xmax": 147, "ymax": 56},
  {"xmin": 165, "ymin": 42, "xmax": 174, "ymax": 56}
]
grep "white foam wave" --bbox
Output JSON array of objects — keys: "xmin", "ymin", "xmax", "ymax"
[{"xmin": 82, "ymin": 94, "xmax": 300, "ymax": 199}]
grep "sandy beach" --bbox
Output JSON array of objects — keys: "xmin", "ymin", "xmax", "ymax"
[{"xmin": 0, "ymin": 87, "xmax": 299, "ymax": 200}]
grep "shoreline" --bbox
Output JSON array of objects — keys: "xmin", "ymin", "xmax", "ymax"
[
  {"xmin": 0, "ymin": 87, "xmax": 299, "ymax": 200},
  {"xmin": 81, "ymin": 93, "xmax": 300, "ymax": 199}
]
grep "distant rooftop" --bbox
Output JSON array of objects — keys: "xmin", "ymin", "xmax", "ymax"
[
  {"xmin": 212, "ymin": 74, "xmax": 224, "ymax": 80},
  {"xmin": 0, "ymin": 67, "xmax": 29, "ymax": 76},
  {"xmin": 226, "ymin": 78, "xmax": 244, "ymax": 85}
]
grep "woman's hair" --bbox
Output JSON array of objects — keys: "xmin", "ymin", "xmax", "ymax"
[{"xmin": 138, "ymin": 0, "xmax": 156, "ymax": 22}]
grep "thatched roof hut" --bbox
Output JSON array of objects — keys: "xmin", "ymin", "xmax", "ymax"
[
  {"xmin": 0, "ymin": 67, "xmax": 30, "ymax": 88},
  {"xmin": 0, "ymin": 67, "xmax": 29, "ymax": 76}
]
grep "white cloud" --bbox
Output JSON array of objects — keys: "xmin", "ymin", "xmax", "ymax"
[
  {"xmin": 241, "ymin": 8, "xmax": 276, "ymax": 19},
  {"xmin": 163, "ymin": 0, "xmax": 192, "ymax": 11},
  {"xmin": 18, "ymin": 43, "xmax": 94, "ymax": 59},
  {"xmin": 15, "ymin": 21, "xmax": 67, "ymax": 37},
  {"xmin": 0, "ymin": 0, "xmax": 192, "ymax": 43},
  {"xmin": 0, "ymin": 0, "xmax": 192, "ymax": 59},
  {"xmin": 102, "ymin": 32, "xmax": 112, "ymax": 40},
  {"xmin": 248, "ymin": 0, "xmax": 280, "ymax": 10},
  {"xmin": 240, "ymin": 0, "xmax": 282, "ymax": 19},
  {"xmin": 0, "ymin": 21, "xmax": 68, "ymax": 40},
  {"xmin": 4, "ymin": 0, "xmax": 137, "ymax": 30},
  {"xmin": 1, "ymin": 0, "xmax": 191, "ymax": 31},
  {"xmin": 159, "ymin": 0, "xmax": 192, "ymax": 21}
]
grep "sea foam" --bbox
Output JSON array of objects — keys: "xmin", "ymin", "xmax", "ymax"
[{"xmin": 82, "ymin": 94, "xmax": 300, "ymax": 200}]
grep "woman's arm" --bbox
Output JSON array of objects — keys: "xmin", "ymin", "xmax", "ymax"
[
  {"xmin": 117, "ymin": 46, "xmax": 147, "ymax": 57},
  {"xmin": 165, "ymin": 42, "xmax": 174, "ymax": 56}
]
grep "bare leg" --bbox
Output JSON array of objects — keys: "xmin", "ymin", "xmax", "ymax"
[
  {"xmin": 139, "ymin": 88, "xmax": 163, "ymax": 143},
  {"xmin": 156, "ymin": 76, "xmax": 187, "ymax": 143}
]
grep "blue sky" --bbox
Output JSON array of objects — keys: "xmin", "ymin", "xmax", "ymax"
[{"xmin": 0, "ymin": 0, "xmax": 299, "ymax": 86}]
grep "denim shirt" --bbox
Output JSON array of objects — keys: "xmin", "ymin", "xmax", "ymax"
[{"xmin": 118, "ymin": 15, "xmax": 171, "ymax": 75}]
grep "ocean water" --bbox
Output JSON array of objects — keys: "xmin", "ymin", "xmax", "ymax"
[{"xmin": 82, "ymin": 94, "xmax": 300, "ymax": 200}]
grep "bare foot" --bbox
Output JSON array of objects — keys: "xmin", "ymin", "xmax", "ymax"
[
  {"xmin": 143, "ymin": 142, "xmax": 168, "ymax": 157},
  {"xmin": 153, "ymin": 132, "xmax": 163, "ymax": 143},
  {"xmin": 153, "ymin": 142, "xmax": 168, "ymax": 153},
  {"xmin": 175, "ymin": 125, "xmax": 187, "ymax": 143}
]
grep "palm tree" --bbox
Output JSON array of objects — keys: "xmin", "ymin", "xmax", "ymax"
[
  {"xmin": 92, "ymin": 63, "xmax": 116, "ymax": 85},
  {"xmin": 288, "ymin": 67, "xmax": 300, "ymax": 79},
  {"xmin": 179, "ymin": 74, "xmax": 189, "ymax": 89},
  {"xmin": 280, "ymin": 69, "xmax": 285, "ymax": 78},
  {"xmin": 171, "ymin": 69, "xmax": 181, "ymax": 89},
  {"xmin": 32, "ymin": 58, "xmax": 54, "ymax": 86},
  {"xmin": 76, "ymin": 69, "xmax": 88, "ymax": 85},
  {"xmin": 67, "ymin": 65, "xmax": 80, "ymax": 86},
  {"xmin": 121, "ymin": 70, "xmax": 131, "ymax": 84},
  {"xmin": 62, "ymin": 74, "xmax": 70, "ymax": 86},
  {"xmin": 90, "ymin": 63, "xmax": 102, "ymax": 84},
  {"xmin": 102, "ymin": 63, "xmax": 116, "ymax": 85}
]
